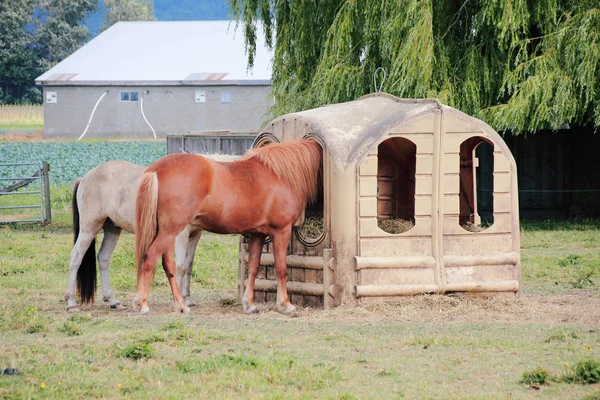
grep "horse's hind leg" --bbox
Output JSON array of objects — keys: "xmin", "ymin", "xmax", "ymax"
[
  {"xmin": 65, "ymin": 229, "xmax": 99, "ymax": 311},
  {"xmin": 135, "ymin": 233, "xmax": 188, "ymax": 314},
  {"xmin": 241, "ymin": 234, "xmax": 266, "ymax": 314},
  {"xmin": 98, "ymin": 224, "xmax": 123, "ymax": 309},
  {"xmin": 163, "ymin": 243, "xmax": 190, "ymax": 314}
]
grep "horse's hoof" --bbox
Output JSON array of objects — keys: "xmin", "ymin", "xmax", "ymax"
[
  {"xmin": 278, "ymin": 304, "xmax": 296, "ymax": 315},
  {"xmin": 138, "ymin": 305, "xmax": 150, "ymax": 315},
  {"xmin": 244, "ymin": 304, "xmax": 259, "ymax": 314},
  {"xmin": 66, "ymin": 305, "xmax": 80, "ymax": 313},
  {"xmin": 184, "ymin": 298, "xmax": 196, "ymax": 307},
  {"xmin": 110, "ymin": 302, "xmax": 123, "ymax": 310}
]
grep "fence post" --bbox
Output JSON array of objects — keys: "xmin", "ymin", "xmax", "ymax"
[{"xmin": 42, "ymin": 162, "xmax": 51, "ymax": 224}]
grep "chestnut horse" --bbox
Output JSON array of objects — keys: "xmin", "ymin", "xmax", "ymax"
[{"xmin": 134, "ymin": 140, "xmax": 322, "ymax": 314}]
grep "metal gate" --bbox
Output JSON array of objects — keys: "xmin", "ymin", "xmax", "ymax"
[{"xmin": 0, "ymin": 162, "xmax": 51, "ymax": 224}]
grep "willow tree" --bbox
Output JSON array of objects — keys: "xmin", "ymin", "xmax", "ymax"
[{"xmin": 230, "ymin": 0, "xmax": 600, "ymax": 134}]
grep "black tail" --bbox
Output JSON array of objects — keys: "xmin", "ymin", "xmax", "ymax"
[{"xmin": 72, "ymin": 181, "xmax": 97, "ymax": 304}]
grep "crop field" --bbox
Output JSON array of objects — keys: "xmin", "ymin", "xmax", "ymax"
[
  {"xmin": 0, "ymin": 105, "xmax": 43, "ymax": 132},
  {"xmin": 0, "ymin": 140, "xmax": 166, "ymax": 222},
  {"xmin": 0, "ymin": 141, "xmax": 166, "ymax": 184},
  {"xmin": 1, "ymin": 188, "xmax": 600, "ymax": 398}
]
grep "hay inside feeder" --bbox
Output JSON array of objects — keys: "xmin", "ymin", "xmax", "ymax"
[
  {"xmin": 377, "ymin": 217, "xmax": 415, "ymax": 234},
  {"xmin": 461, "ymin": 220, "xmax": 491, "ymax": 232},
  {"xmin": 297, "ymin": 214, "xmax": 324, "ymax": 239}
]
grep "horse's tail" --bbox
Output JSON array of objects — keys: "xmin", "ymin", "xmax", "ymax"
[
  {"xmin": 135, "ymin": 172, "xmax": 159, "ymax": 285},
  {"xmin": 73, "ymin": 180, "xmax": 97, "ymax": 304}
]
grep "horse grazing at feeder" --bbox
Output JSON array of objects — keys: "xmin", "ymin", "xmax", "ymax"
[
  {"xmin": 134, "ymin": 140, "xmax": 322, "ymax": 315},
  {"xmin": 65, "ymin": 156, "xmax": 239, "ymax": 311}
]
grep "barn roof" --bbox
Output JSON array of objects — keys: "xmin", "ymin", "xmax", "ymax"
[
  {"xmin": 260, "ymin": 92, "xmax": 508, "ymax": 168},
  {"xmin": 36, "ymin": 21, "xmax": 272, "ymax": 86}
]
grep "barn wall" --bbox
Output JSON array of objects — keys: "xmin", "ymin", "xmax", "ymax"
[{"xmin": 42, "ymin": 85, "xmax": 272, "ymax": 139}]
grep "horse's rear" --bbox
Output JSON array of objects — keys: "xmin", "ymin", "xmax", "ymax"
[
  {"xmin": 133, "ymin": 141, "xmax": 322, "ymax": 314},
  {"xmin": 66, "ymin": 161, "xmax": 144, "ymax": 311},
  {"xmin": 134, "ymin": 154, "xmax": 216, "ymax": 314}
]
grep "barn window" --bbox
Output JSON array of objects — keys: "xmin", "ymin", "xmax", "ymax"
[
  {"xmin": 377, "ymin": 137, "xmax": 416, "ymax": 234},
  {"xmin": 120, "ymin": 91, "xmax": 139, "ymax": 102},
  {"xmin": 220, "ymin": 91, "xmax": 231, "ymax": 103},
  {"xmin": 459, "ymin": 137, "xmax": 494, "ymax": 231}
]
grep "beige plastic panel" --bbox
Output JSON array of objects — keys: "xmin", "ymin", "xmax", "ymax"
[
  {"xmin": 359, "ymin": 197, "xmax": 378, "ymax": 217},
  {"xmin": 442, "ymin": 233, "xmax": 513, "ymax": 255},
  {"xmin": 443, "ymin": 173, "xmax": 460, "ymax": 195},
  {"xmin": 445, "ymin": 265, "xmax": 516, "ymax": 283},
  {"xmin": 442, "ymin": 153, "xmax": 460, "ymax": 175},
  {"xmin": 359, "ymin": 268, "xmax": 436, "ymax": 286},
  {"xmin": 442, "ymin": 194, "xmax": 460, "ymax": 215},
  {"xmin": 444, "ymin": 132, "xmax": 486, "ymax": 151},
  {"xmin": 389, "ymin": 115, "xmax": 435, "ymax": 134},
  {"xmin": 494, "ymin": 192, "xmax": 512, "ymax": 213},
  {"xmin": 359, "ymin": 155, "xmax": 378, "ymax": 176},
  {"xmin": 495, "ymin": 171, "xmax": 511, "ymax": 193},
  {"xmin": 414, "ymin": 195, "xmax": 432, "ymax": 217},
  {"xmin": 416, "ymin": 154, "xmax": 434, "ymax": 174},
  {"xmin": 444, "ymin": 113, "xmax": 485, "ymax": 133},
  {"xmin": 407, "ymin": 134, "xmax": 435, "ymax": 154},
  {"xmin": 415, "ymin": 175, "xmax": 433, "ymax": 195},
  {"xmin": 360, "ymin": 235, "xmax": 433, "ymax": 257},
  {"xmin": 359, "ymin": 176, "xmax": 377, "ymax": 197},
  {"xmin": 494, "ymin": 152, "xmax": 511, "ymax": 172}
]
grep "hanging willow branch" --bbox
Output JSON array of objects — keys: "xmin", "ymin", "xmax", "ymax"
[{"xmin": 230, "ymin": 0, "xmax": 600, "ymax": 134}]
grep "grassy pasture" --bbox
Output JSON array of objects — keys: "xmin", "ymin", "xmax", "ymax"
[
  {"xmin": 0, "ymin": 105, "xmax": 43, "ymax": 132},
  {"xmin": 1, "ymin": 191, "xmax": 600, "ymax": 398}
]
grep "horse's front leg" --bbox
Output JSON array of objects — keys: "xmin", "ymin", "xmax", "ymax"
[
  {"xmin": 272, "ymin": 226, "xmax": 295, "ymax": 314},
  {"xmin": 241, "ymin": 234, "xmax": 266, "ymax": 314},
  {"xmin": 175, "ymin": 226, "xmax": 202, "ymax": 307}
]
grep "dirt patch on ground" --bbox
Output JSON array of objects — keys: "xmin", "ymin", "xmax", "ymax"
[
  {"xmin": 0, "ymin": 130, "xmax": 44, "ymax": 142},
  {"xmin": 72, "ymin": 290, "xmax": 600, "ymax": 327}
]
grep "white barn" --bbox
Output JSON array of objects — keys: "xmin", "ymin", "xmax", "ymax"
[{"xmin": 35, "ymin": 21, "xmax": 273, "ymax": 139}]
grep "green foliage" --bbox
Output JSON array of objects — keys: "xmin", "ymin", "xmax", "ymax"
[
  {"xmin": 59, "ymin": 322, "xmax": 83, "ymax": 336},
  {"xmin": 231, "ymin": 0, "xmax": 600, "ymax": 134},
  {"xmin": 0, "ymin": 0, "xmax": 38, "ymax": 104},
  {"xmin": 520, "ymin": 367, "xmax": 549, "ymax": 385},
  {"xmin": 0, "ymin": 0, "xmax": 96, "ymax": 104},
  {"xmin": 544, "ymin": 329, "xmax": 579, "ymax": 343},
  {"xmin": 35, "ymin": 0, "xmax": 98, "ymax": 72},
  {"xmin": 102, "ymin": 0, "xmax": 155, "ymax": 31},
  {"xmin": 571, "ymin": 359, "xmax": 600, "ymax": 384},
  {"xmin": 0, "ymin": 140, "xmax": 165, "ymax": 184},
  {"xmin": 118, "ymin": 342, "xmax": 155, "ymax": 360}
]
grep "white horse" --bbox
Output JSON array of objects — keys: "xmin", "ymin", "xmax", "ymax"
[{"xmin": 65, "ymin": 155, "xmax": 239, "ymax": 311}]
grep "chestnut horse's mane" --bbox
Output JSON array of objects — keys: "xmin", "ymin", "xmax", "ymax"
[{"xmin": 242, "ymin": 140, "xmax": 322, "ymax": 206}]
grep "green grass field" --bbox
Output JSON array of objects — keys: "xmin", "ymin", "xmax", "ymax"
[
  {"xmin": 1, "ymin": 189, "xmax": 600, "ymax": 399},
  {"xmin": 0, "ymin": 105, "xmax": 43, "ymax": 132}
]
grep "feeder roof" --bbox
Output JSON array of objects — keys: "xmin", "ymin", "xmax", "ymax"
[{"xmin": 262, "ymin": 93, "xmax": 501, "ymax": 167}]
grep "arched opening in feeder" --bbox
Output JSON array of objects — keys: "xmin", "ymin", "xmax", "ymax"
[
  {"xmin": 376, "ymin": 137, "xmax": 416, "ymax": 234},
  {"xmin": 295, "ymin": 139, "xmax": 325, "ymax": 245},
  {"xmin": 459, "ymin": 137, "xmax": 494, "ymax": 231}
]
